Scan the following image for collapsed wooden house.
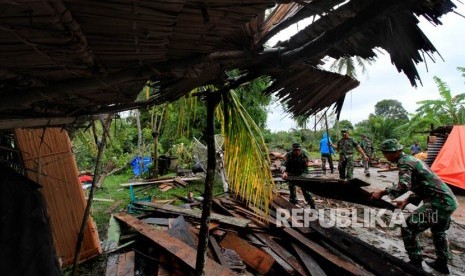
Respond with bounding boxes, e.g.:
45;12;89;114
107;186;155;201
105;192;428;275
0;0;461;275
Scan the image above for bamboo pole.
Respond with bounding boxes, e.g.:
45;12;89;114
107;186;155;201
71;115;112;275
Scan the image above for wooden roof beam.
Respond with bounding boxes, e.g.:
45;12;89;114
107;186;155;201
257;0;346;45
48;1;98;69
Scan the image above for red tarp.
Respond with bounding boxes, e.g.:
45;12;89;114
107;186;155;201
431;125;465;190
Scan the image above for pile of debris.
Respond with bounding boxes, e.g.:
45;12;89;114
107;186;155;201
104;192;432;275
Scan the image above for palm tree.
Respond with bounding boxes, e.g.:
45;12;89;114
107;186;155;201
329;55;375;79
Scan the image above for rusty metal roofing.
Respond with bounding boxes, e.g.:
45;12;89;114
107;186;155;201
0;0;459;129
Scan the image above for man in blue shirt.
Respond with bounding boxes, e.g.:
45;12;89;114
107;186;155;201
410;141;421;155
319;132;334;174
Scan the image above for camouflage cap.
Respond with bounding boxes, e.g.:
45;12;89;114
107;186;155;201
292;142;301;149
341;129;348;133
380;139;404;152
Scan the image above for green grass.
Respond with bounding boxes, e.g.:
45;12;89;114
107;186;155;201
90;172;223;239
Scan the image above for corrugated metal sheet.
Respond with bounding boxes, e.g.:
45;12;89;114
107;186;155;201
14;128;101;267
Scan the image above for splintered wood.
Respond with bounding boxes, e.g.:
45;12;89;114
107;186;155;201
104;190;426;275
113;212;235;276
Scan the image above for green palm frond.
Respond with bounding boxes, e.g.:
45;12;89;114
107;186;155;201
329;56;374;79
75;129;98;156
221;90;275;216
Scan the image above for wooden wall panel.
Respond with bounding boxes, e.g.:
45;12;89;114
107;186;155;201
14;128;101;267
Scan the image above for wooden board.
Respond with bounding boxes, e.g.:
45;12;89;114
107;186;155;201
134;201;251;228
254;234;307;276
114;212;235;276
15;128;101;266
117;251;135;276
247;234;296;275
292;243;326;276
220;233;274;274
120;177;202;187
283;177;396;210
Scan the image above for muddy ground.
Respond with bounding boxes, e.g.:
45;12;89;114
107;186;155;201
288;166;465;275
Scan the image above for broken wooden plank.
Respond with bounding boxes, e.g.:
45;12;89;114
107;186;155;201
282;228;371;276
159;184;173;192
173;177;188;187
195;222;220;231
113;212;235;276
151;199;176;204
134;201;251;228
220;233;275;274
106;241;136;254
209;236;229;267
285;177;395;210
292;243;326;276
221;248;246;271
141;217;169;226
299;212;428;276
86;197;115;202
167;216;196;249
120;177;202;187
254;234;307;276
270;199;312;234
273;195;425;276
117;251;135;276
247;234;296;275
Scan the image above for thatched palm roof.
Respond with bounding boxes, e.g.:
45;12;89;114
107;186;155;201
0;0;458;129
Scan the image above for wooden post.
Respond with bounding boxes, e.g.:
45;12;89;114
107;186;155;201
72;115;111;275
195;92;220;275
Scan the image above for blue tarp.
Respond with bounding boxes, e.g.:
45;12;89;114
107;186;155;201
130;156;152;176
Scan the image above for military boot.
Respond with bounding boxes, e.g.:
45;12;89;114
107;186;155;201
426;259;450;274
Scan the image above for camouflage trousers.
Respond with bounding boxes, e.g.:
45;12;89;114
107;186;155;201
362;153;373;173
401;203;452;263
338;154;354;179
289;182;316;209
321;153;334;174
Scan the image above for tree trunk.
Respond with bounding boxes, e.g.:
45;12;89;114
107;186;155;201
195;93;220;275
135;109;143;177
153;132;159;178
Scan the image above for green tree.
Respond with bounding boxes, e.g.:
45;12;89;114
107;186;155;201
374;99;409;121
365;114;401;142
405;67;465;133
334;119;354;132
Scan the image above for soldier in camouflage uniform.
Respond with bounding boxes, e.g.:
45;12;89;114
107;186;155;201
282;142;316;208
335;129;368;180
359;134;374;176
372;139;458;274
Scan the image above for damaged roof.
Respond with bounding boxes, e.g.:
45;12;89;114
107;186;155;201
0;0;458;129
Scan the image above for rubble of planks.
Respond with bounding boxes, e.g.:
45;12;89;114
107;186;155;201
120;176;202;187
104;190;427;276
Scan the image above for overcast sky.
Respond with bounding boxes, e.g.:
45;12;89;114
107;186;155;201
266;3;465;132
